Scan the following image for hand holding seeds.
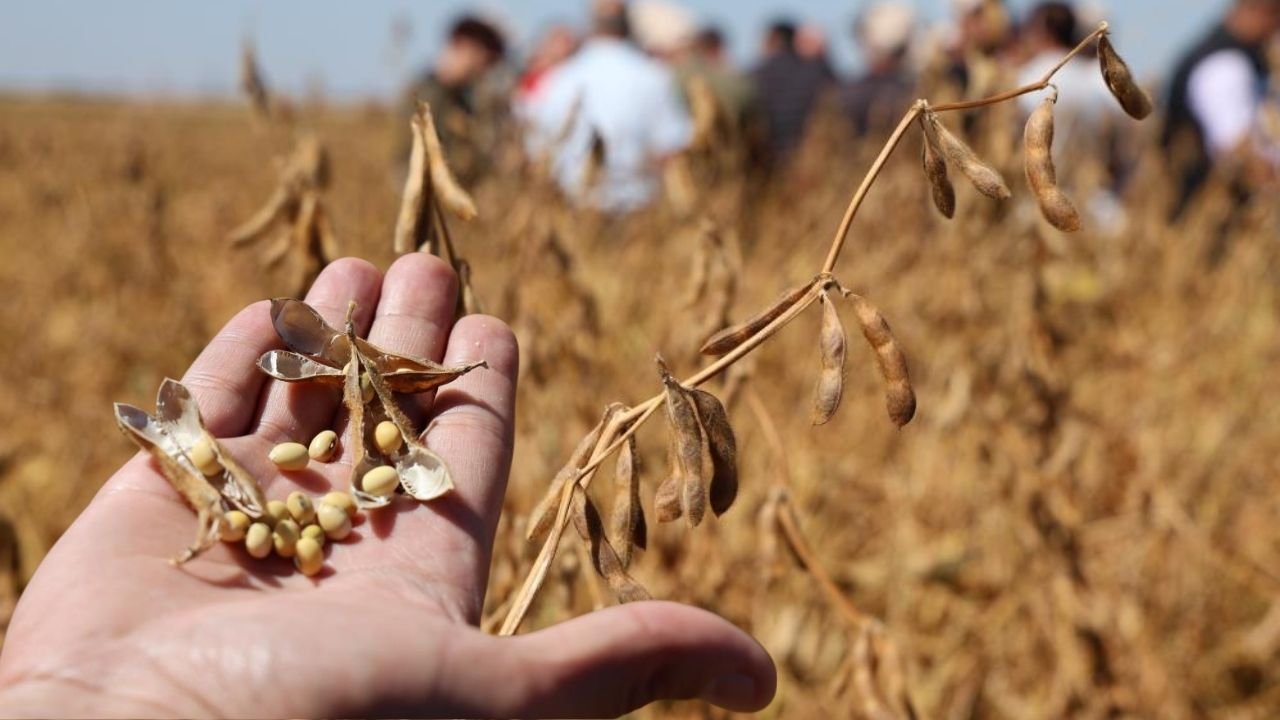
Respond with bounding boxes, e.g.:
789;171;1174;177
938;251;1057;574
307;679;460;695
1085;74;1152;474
0;254;776;718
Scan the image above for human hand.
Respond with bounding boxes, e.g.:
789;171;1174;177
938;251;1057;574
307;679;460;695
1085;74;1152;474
0;255;775;718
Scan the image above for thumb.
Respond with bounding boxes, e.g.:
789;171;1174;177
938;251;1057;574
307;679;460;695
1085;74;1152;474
441;601;776;718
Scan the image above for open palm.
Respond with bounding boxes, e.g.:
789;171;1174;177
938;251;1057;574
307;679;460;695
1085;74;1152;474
0;255;774;719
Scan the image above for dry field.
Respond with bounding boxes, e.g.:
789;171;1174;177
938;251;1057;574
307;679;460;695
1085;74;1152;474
1;85;1279;718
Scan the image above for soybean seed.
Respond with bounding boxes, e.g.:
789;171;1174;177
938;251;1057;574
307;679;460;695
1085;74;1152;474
321;491;358;519
301;523;326;548
360;373;374;403
268;442;310;471
308;430;338;462
374;421;403;455
317;502;353;541
294;537;324;576
286;491;316;525
362;465;400;498
265;499;290;528
273;519;301;557
221;510;251;542
245;522;273;559
188;438;222;477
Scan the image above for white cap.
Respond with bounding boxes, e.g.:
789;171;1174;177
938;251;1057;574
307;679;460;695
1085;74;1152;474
859;4;915;55
629;0;697;54
952;0;984;15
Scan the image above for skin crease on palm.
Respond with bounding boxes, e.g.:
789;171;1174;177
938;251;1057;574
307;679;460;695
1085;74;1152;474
0;255;776;719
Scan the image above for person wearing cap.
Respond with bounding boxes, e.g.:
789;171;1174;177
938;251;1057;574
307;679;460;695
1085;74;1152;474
397;15;508;182
840;3;917;138
522;0;693;212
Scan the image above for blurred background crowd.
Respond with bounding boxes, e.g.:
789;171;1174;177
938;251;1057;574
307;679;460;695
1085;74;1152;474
400;0;1280;220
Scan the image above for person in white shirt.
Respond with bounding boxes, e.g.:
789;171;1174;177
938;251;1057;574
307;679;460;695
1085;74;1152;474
1163;0;1280;213
522;0;693;213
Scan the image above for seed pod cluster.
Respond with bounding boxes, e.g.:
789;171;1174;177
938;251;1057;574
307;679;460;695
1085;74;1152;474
811;291;848;425
847;293;916;427
256;298;485;510
919;116;956;219
1024;89;1081;232
1097;35;1152;120
926;111;1011;201
656;357;738;528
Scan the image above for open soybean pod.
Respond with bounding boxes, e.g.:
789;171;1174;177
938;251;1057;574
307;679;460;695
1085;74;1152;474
1024;88;1082;232
811;291;848;426
919;115;956;219
1097;35;1152;120
700;279;815;356
926;111;1011;201
847;294;916;427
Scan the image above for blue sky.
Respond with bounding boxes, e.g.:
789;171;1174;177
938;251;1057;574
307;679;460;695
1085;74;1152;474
0;1;1223;100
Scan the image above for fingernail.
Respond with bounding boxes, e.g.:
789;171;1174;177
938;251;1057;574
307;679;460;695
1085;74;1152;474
701;672;758;709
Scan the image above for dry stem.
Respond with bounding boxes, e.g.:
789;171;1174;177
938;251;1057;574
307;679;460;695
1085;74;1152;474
498;23;1114;636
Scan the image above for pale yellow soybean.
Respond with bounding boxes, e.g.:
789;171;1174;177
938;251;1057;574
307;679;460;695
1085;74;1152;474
265;499;290;528
308;430;339;462
221;510;251;542
294;537;324;576
317;502;353;541
286;491;316;525
321;491;358;519
301;523;326;548
268;442;310;471
374;421;403;455
188;438;222;477
362;465;400;498
360;373;374;404
245;522;273;559
273;519;301;557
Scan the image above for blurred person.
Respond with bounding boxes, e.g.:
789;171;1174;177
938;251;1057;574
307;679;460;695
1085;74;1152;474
947;0;1014;97
0;255;778;718
640;13;757;141
840;3;917;138
1014;5;1115;144
397;15;507;181
796;24;837;79
523;0;693;212
515;23;580;108
1163;0;1280;213
752;19;834;165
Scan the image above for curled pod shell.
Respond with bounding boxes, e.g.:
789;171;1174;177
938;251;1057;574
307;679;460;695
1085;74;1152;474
1098;35;1152;120
1024;91;1081;232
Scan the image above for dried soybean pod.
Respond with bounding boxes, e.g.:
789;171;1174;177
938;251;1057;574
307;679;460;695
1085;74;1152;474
526;407;615;543
654;474;683;523
570;489;651;603
657;357;710;528
848;293;916;427
392;110;428;254
811;291;848;426
610;430;646;568
1024;89;1081;232
701;280;814;356
919;116;956;219
927;112;1011;200
689;388;738;516
420;103;479;221
1098;35;1152;120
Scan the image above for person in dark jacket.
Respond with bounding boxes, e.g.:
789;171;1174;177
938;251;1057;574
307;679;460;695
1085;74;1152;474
751;19;833;167
840;3;916;138
1163;0;1280;214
